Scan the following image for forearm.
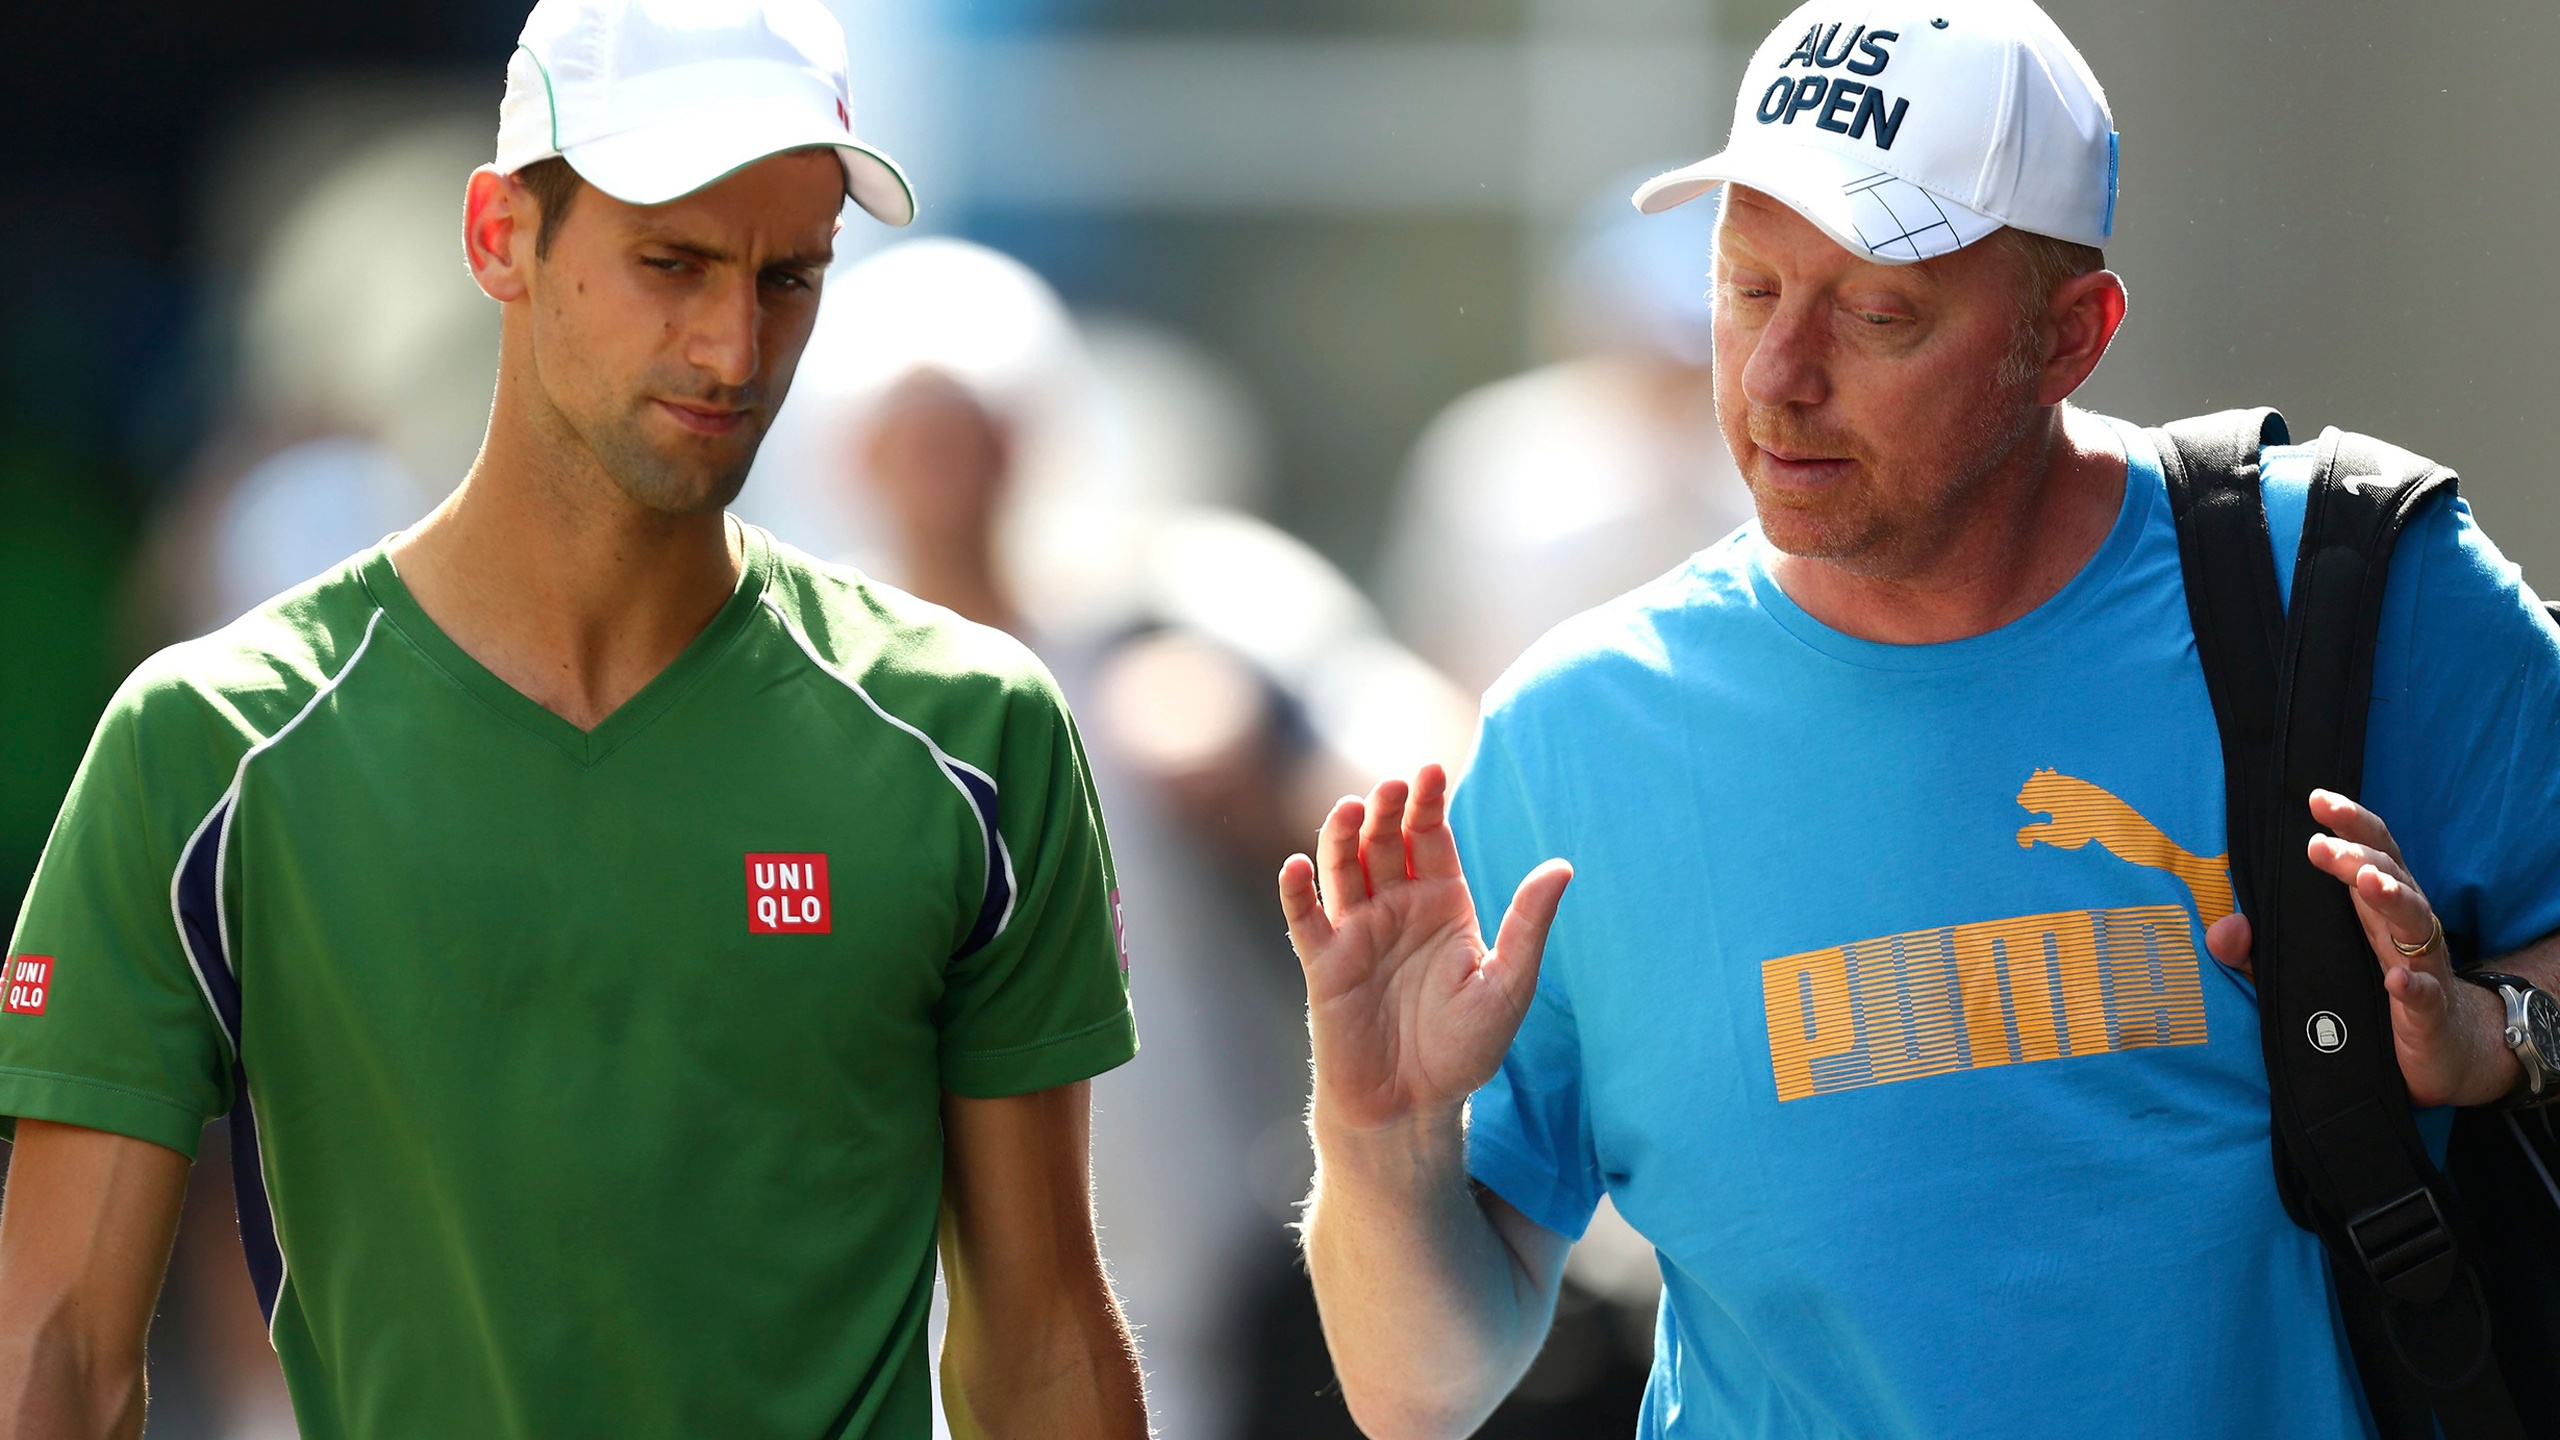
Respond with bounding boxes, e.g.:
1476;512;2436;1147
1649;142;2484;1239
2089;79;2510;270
1303;1103;1557;1440
936;1085;1145;1440
2486;930;2560;992
0;1313;145;1440
940;1276;1143;1440
0;1121;187;1440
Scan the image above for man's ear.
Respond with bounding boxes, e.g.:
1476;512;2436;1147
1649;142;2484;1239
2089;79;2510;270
2035;267;2129;407
464;165;534;304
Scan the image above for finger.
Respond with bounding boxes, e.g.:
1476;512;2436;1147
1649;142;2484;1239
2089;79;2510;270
1484;860;1575;1002
1361;776;1413;892
1316;796;1367;923
2309;789;2407;867
2383;962;2456;1051
2307;834;2415;896
1278;853;1337;963
1406;763;1462;881
2204;912;2254;974
2355;865;2444;966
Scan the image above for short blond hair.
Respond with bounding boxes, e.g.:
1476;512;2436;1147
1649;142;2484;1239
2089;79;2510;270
1991;228;2107;383
1998;228;2106;312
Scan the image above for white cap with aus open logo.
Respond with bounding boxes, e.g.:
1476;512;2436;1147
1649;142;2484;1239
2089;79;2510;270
1635;0;2115;264
494;0;916;227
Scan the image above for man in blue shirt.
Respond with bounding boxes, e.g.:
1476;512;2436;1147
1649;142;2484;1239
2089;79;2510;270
1280;2;2560;1437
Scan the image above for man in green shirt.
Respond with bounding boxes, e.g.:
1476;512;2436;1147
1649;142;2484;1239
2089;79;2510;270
0;2;1147;1436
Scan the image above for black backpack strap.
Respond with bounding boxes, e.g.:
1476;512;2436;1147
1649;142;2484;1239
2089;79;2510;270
2160;414;2526;1439
2157;408;2291;1039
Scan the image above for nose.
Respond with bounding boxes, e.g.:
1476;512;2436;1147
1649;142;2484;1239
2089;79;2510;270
1740;293;1831;412
685;270;763;391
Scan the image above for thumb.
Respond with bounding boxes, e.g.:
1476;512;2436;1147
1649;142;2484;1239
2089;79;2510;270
2385;962;2454;1042
1486;860;1574;998
2204;912;2253;971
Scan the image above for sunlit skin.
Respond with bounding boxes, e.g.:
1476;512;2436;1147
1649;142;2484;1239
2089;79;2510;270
1713;184;2127;644
491;150;840;515
390;149;841;732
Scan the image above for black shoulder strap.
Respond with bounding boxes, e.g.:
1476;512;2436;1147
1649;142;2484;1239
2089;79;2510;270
2160;412;2526;1440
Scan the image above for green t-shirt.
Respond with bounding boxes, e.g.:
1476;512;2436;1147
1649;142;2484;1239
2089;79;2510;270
0;527;1137;1439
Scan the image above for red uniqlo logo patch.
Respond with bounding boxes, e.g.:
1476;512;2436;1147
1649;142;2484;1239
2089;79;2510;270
6;956;52;1016
747;854;830;934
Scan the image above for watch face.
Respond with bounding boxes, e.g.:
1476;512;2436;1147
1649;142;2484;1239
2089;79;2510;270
2519;994;2560;1050
2526;989;2560;1072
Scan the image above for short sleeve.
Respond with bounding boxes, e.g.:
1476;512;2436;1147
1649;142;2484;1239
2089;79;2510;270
2;683;232;1157
935;673;1137;1098
2363;493;2560;957
1455;723;1602;1242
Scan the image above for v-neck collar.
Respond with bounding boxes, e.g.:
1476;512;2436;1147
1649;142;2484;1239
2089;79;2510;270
358;525;774;768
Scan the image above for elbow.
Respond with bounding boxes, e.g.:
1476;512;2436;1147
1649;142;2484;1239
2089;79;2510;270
1334;1351;1522;1440
1338;1386;1505;1440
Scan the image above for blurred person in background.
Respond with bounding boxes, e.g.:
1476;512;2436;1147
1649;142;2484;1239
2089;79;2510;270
0;2;1151;1437
745;236;1482;1440
144;116;500;642
1376;176;1753;699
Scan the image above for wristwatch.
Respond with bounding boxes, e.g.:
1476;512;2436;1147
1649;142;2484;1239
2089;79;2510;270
2456;970;2560;1107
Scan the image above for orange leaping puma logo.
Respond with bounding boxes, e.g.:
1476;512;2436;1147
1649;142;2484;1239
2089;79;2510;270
2015;768;2235;926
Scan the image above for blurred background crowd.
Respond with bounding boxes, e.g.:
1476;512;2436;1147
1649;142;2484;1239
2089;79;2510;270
7;0;2560;1434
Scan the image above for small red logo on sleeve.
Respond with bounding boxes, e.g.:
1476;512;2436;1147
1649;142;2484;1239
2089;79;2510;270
6;956;52;1016
747;854;831;934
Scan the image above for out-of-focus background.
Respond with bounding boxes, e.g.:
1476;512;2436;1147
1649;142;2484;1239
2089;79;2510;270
4;0;2557;1434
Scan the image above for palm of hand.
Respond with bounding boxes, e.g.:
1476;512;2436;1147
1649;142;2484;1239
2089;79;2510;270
1281;765;1573;1137
1306;874;1519;1131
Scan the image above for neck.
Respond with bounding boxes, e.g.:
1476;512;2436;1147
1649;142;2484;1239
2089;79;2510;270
1769;405;2127;645
387;351;744;732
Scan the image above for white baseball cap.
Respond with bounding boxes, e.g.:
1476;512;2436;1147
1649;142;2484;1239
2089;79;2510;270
495;0;915;226
1635;0;2115;264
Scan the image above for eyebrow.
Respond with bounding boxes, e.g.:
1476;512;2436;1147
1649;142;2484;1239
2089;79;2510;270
635;231;733;263
632;232;834;272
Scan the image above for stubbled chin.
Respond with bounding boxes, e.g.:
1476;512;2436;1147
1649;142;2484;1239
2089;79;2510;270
1748;489;1876;562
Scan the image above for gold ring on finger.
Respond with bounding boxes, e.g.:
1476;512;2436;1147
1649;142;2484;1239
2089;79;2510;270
2391;914;2443;958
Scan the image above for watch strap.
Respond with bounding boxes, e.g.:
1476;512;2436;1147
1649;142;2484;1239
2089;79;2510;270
2457;971;2556;1107
2455;969;2538;993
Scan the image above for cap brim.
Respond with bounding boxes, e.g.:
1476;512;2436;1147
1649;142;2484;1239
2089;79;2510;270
562;98;916;226
1632;144;1998;266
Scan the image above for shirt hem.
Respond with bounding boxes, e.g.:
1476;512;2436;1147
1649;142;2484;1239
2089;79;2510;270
940;1009;1138;1098
1464;1125;1596;1242
0;1067;210;1158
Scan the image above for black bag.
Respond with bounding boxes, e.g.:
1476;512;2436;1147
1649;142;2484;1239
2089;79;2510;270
2159;408;2560;1439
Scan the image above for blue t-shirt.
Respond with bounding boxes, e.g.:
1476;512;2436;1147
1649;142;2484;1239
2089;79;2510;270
1456;417;2560;1440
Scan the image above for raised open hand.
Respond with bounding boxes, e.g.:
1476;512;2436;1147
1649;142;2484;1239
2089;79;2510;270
1279;765;1573;1135
2203;789;2519;1107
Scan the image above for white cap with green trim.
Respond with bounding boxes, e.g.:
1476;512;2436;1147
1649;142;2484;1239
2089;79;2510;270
495;0;915;226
